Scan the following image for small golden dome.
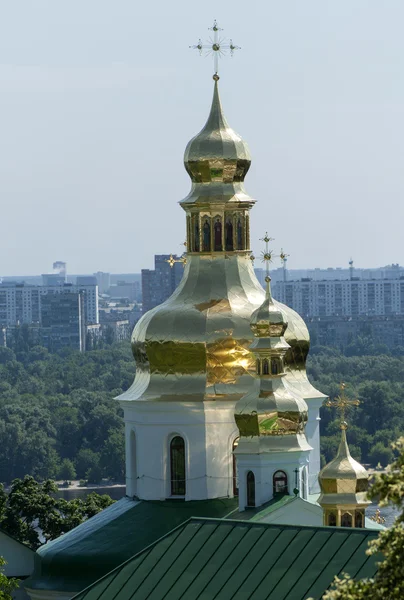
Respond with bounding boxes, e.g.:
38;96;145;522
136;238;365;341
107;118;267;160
250;277;288;338
319;428;369;495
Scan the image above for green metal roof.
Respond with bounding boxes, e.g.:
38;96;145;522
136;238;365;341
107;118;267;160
73;517;380;600
25;497;238;593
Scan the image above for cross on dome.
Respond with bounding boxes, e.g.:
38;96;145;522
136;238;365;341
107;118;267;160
190;20;240;79
325;383;360;430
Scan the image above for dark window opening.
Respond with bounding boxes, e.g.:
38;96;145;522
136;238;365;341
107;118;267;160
273;470;288;495
247;471;255;507
170;436;186;496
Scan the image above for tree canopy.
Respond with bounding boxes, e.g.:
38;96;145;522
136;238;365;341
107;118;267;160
0;476;114;550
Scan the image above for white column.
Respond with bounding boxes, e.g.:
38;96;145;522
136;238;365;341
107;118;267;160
305;398;324;494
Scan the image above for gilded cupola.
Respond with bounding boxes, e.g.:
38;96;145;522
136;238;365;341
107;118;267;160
234;263;311;451
183;80;251;188
117;48;325;409
318;386;371;528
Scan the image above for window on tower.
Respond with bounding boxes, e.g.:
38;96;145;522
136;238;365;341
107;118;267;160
263;359;269;375
341;512;353;527
170;436;186;496
225;216;234;251
202;218;211;252
214;217;222;251
328;512;337;526
246;471;255;507
273;470;288;495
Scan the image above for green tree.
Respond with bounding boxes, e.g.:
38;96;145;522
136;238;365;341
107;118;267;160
0;476;114;550
320;438;404;599
368;442;394;468
58;458;76;481
0;557;18;600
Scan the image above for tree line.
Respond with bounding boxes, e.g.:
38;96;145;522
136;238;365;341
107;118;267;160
0;338;402;484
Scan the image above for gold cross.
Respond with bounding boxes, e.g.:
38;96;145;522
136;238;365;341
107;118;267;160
165;253;187;269
190;20;240;79
325;383;360;429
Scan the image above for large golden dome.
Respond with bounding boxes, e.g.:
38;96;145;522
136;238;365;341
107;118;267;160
118;81;323;404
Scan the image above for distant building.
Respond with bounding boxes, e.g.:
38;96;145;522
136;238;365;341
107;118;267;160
109;280;140;302
0;282;98;327
307;315;404;350
40;292;86;352
94;271;111;294
101;320;131;343
142;255;184;313
274;277;404;318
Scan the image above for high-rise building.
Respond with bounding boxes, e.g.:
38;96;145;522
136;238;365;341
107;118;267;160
94;271;111;294
0;282;98;327
141;255;184;312
274;277;404;318
40;292;86;352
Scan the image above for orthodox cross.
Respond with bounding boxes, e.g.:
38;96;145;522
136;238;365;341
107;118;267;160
166;254;187;269
190;20;240;79
279;248;289;267
260;232;275;284
325;383;360;429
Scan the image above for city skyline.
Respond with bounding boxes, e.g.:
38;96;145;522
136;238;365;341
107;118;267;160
2;2;404;274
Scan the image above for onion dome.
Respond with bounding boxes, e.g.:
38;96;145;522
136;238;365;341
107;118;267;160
318;422;371;527
250;277;288;339
181;81;254;206
319;425;369;497
234;277;311;450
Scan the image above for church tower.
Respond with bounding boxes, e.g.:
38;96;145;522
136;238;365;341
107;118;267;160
234;265;312;510
318;385;371;527
117;22;326;502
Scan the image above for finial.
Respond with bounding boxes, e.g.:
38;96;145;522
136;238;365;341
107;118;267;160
325;383;360;430
190;20;240;78
370;508;386;524
166;252;187;269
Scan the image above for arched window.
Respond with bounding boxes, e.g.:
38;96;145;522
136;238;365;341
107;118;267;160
225;217;234;251
263;359;269;375
202;219;211;252
214;217;222;251
328;512;337;527
355;511;364;528
170;436;186;496
271;360;279;375
237;217;243;250
341;512;353;527
247;471;255;507
193;217;200;252
273;470;288;495
232;437;239;497
256;359;261;375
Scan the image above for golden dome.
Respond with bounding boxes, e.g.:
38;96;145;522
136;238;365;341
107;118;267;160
319;427;369;496
117;80;325;407
250;277;288;339
181;81;253;206
234;274;310;449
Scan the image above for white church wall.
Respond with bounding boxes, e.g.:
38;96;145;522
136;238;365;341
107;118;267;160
305;398;324;494
122;400;238;501
254;497;323;527
236;450;310;511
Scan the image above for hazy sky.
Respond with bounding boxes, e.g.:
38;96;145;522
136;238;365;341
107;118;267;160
1;1;404;275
